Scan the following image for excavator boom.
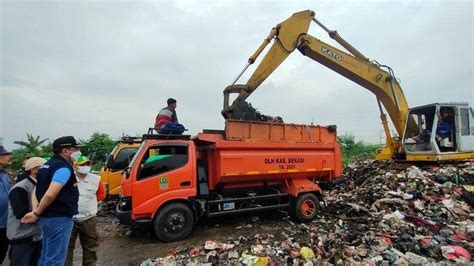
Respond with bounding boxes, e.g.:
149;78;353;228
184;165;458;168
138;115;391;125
223;10;411;159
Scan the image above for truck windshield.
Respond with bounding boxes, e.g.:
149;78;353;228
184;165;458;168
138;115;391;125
113;147;138;170
128;142;147;173
404;106;436;152
137;144;188;180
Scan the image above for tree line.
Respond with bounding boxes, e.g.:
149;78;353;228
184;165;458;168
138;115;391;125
10;132;116;171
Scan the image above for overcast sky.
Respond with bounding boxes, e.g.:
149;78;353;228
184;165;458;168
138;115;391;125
1;0;473;150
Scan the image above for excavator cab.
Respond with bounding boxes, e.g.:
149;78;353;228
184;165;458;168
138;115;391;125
403;103;474;161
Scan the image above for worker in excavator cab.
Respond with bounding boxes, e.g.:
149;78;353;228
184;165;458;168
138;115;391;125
154;98;185;135
436;110;453;148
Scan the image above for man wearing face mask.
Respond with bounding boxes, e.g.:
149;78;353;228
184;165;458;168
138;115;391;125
22;136;82;266
7;157;46;265
65;155;105;266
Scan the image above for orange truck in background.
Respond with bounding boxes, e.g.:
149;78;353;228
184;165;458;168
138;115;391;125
117;120;341;242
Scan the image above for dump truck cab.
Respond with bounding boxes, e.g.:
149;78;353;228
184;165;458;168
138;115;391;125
403;103;474;161
117;134;197;237
101;137;141;199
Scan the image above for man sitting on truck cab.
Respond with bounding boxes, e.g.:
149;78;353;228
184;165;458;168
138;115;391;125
154;98;185;135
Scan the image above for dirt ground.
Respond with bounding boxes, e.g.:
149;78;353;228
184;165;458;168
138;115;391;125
72;208;293;265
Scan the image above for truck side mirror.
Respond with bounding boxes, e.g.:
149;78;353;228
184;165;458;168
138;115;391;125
106;154;115;170
123;166;131;179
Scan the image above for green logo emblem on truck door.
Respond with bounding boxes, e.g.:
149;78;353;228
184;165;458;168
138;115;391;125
159;177;169;190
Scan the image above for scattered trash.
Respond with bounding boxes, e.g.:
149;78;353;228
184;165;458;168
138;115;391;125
405;251;429;264
140;258;154;266
299;247;315;260
241;252;259;265
204;241;217;250
227;250;239;259
124;230;133;237
440;245;471;263
139;160;473;265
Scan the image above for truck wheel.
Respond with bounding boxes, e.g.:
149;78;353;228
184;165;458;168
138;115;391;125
153;202;194;242
290;193;319;223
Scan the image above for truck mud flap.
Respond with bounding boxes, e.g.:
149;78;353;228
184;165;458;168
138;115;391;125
116;197;132;225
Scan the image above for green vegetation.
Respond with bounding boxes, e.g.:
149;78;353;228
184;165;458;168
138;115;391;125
79;132;116;171
10;132;116;172
11;134;52;170
338;134;380;166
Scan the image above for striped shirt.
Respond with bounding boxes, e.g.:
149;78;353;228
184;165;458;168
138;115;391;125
155;106;178;128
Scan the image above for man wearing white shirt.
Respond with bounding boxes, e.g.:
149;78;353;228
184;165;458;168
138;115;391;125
65;156;105;266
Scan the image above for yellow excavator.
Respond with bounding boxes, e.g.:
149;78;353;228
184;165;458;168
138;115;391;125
222;10;473;162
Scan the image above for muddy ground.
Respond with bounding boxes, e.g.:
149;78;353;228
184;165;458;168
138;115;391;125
72;208;295;265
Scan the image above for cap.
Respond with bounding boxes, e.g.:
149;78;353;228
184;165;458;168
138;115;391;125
0;146;11;155
75;155;91;165
52;136;84;150
24;157;47;171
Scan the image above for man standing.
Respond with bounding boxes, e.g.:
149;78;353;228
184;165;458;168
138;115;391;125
154;98;185;134
7;157;46;265
65;155;105;266
0;146;12;264
22;136;82;266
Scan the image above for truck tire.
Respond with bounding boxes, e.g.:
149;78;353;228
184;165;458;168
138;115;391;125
153;202;194;242
290;193;319;223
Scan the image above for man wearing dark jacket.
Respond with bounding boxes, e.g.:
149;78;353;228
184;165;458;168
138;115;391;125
22;136;82;266
7;157;46;265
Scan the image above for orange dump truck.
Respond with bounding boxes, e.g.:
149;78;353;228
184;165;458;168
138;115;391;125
117;120;341;242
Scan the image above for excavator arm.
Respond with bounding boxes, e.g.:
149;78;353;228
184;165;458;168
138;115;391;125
222;10;411;159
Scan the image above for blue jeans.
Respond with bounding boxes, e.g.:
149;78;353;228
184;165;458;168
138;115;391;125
160;122;185;135
38;216;74;266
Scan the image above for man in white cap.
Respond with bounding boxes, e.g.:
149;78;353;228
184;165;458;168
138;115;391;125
7;157;46;265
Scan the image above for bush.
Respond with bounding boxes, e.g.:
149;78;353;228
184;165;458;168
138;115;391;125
338;134;380;166
11;134;52;171
79;132;115;167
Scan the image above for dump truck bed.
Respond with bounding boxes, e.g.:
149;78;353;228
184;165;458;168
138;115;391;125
193;120;341;190
224;119;337;143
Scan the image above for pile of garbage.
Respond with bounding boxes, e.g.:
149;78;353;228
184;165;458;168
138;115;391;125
229;101;284;123
141;160;473;265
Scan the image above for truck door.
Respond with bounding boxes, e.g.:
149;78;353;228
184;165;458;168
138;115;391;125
131;143;196;219
458;107;474;151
